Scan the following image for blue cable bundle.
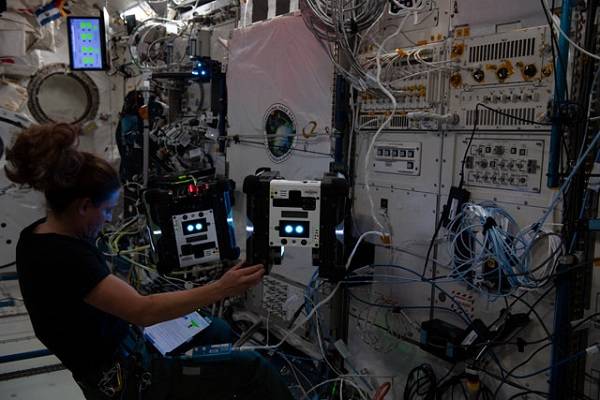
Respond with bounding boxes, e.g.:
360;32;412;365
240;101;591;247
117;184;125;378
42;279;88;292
446;202;560;297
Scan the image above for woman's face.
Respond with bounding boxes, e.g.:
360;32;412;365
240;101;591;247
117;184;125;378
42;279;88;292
81;189;121;240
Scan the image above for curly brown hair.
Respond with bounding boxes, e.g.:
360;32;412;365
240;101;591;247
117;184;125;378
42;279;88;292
5;123;121;213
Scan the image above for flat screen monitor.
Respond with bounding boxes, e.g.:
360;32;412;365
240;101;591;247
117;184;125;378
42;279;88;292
67;16;107;70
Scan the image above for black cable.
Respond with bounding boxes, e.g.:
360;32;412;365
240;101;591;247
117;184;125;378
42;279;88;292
492;342;552;397
421;217;443;279
0;261;16;270
514;288;553;335
475;103;553;126
349;265;474;324
437;364;457;387
479;386;494;400
484;285;554;349
465;286;555;386
423;217;444;321
506;390;548;400
286;302;306;329
502;234;563;284
424;104;480;317
481;368;549;397
347;289;470;324
403;364;436;400
435;372;470;400
0;117;25;129
459;103;480;187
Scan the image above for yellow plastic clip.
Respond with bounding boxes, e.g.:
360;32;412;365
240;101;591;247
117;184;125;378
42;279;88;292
380;235;392;245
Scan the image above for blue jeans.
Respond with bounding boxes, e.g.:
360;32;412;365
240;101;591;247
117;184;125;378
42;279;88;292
76;318;294;400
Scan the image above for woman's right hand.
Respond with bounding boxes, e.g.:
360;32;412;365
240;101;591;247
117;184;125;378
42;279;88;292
215;263;265;297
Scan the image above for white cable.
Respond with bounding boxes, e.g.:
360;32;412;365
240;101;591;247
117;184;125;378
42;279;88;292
266;310;270;345
543;0;600;61
314;307;345;376
362;12;411;233
239;282;341;352
346;231;386;270
241;231;380;352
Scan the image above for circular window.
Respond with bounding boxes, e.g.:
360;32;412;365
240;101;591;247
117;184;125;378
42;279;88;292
27;64;99;124
263;104;296;163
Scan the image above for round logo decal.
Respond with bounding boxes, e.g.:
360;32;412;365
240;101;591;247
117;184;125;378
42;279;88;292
264;104;296;163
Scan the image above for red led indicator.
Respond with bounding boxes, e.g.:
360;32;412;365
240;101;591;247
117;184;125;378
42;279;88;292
187;184;198;194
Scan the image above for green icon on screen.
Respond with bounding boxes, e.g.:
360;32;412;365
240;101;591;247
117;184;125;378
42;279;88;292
187;319;200;329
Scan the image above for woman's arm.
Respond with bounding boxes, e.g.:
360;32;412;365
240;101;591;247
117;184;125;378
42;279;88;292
84;264;264;326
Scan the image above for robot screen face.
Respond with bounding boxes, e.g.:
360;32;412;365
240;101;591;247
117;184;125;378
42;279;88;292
182;218;208;235
279;220;309;238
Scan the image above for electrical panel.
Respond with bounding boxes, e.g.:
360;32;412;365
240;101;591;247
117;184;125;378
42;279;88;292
448;26;554;130
443;133;555;207
358;44;446;131
349;16;564;396
373;141;422;176
462;138;545;193
172;210;220;268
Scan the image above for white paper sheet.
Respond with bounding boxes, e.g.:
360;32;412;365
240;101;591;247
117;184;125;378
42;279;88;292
143;312;211;355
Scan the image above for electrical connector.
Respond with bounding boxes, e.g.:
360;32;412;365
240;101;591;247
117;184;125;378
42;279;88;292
441;186;470;229
406;111;460;125
464;367;481;394
380;234;392;245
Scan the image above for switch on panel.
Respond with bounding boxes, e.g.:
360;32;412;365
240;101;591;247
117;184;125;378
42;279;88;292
373;142;422;176
462;139;544;193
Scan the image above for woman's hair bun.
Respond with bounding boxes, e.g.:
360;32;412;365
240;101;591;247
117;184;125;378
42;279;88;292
4;123;84;191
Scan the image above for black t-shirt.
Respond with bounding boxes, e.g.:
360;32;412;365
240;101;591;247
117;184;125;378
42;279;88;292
16;219;129;377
